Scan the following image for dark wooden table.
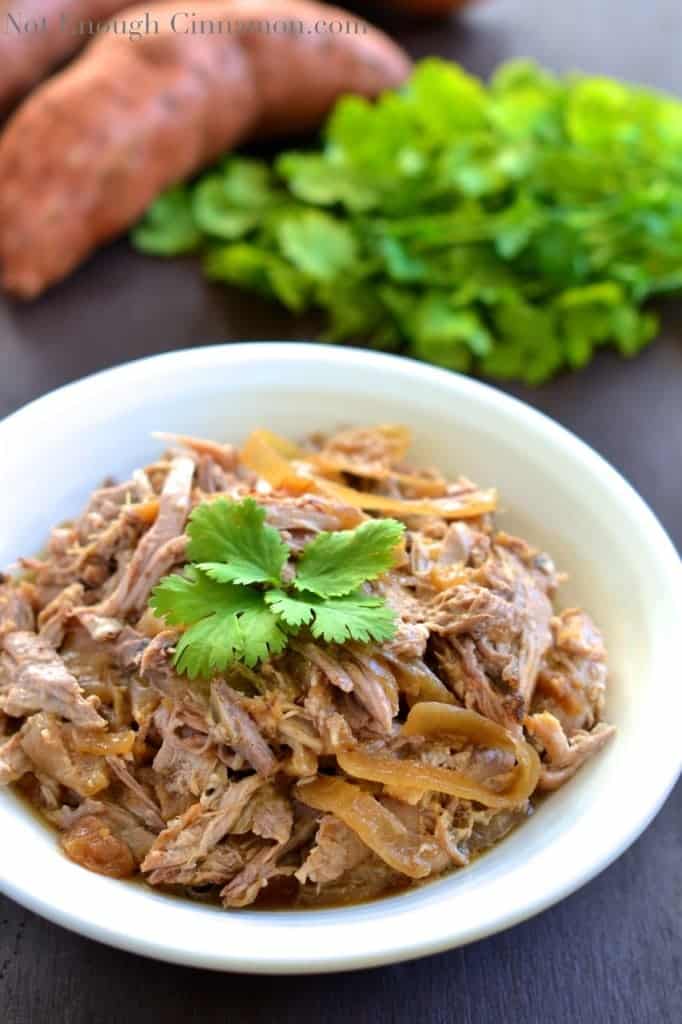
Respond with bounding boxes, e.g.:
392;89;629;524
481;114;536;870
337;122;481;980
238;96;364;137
1;1;681;1020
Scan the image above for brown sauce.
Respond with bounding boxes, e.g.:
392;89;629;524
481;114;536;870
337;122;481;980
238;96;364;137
9;780;535;912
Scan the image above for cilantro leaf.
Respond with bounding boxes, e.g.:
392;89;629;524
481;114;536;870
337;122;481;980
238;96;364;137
193;159;278;241
310;592;397;644
131;186;201;256
275;210;358;282
265;589;315;629
292;519;405;598
149;565;244;625
266;588;396;645
174;614;244;680
238;606;289;666
203;243;311;313
188;498;288;587
149;499;403;678
133;58;682;383
150;567;286;679
276;151;378;212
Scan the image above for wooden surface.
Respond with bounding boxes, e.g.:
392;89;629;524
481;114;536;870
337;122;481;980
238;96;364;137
1;1;681;1020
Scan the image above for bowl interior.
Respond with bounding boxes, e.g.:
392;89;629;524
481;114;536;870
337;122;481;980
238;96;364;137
0;344;680;972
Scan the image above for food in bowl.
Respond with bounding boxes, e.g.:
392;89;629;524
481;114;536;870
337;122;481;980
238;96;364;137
0;424;615;909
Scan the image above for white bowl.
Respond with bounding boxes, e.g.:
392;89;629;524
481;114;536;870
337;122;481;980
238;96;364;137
1;343;680;973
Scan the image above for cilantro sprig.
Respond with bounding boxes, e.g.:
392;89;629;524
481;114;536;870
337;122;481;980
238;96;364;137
131;59;682;384
150;498;404;679
187;496;289;586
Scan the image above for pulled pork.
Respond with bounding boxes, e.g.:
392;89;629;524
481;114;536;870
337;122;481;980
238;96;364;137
0;425;614;908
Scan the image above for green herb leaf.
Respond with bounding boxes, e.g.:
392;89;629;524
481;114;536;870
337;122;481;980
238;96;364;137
265;589;315;630
203;243;311;312
266;588;396;645
236;606;289;667
150;567;287;678
187;497;288;587
150;499;402;678
192;158;278;241
173;614;243;680
276;152;378;211
133;57;682;383
309;592;397;645
410;295;493;371
293;518;405;598
131;186;201;256
149;565;243;626
275;210;358;282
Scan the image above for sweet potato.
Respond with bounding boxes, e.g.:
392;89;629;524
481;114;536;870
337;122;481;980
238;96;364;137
0;0;410;298
0;1;132;112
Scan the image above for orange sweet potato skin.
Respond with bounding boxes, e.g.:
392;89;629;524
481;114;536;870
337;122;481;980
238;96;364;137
0;1;132;111
0;1;411;298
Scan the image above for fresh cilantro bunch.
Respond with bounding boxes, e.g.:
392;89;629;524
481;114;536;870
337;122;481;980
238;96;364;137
150;498;404;679
132;59;682;384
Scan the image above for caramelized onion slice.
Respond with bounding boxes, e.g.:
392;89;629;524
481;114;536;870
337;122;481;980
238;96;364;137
312;454;447;494
313;476;497;520
406;703;539;803
61;815;135;878
295;776;433;879
380;653;457;706
390;472;448;497
309;422;450;494
66;727;136;757
128;499;159;524
339;749;515;809
249;428;302;460
337;702;540;809
240;428;496;516
426;567;470;592
404;702;515;751
241;430;311;494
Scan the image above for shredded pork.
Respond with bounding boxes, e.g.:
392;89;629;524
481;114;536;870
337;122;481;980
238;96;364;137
0;425;615;908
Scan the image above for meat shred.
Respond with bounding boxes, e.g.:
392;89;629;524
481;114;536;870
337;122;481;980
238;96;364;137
0;426;614;909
